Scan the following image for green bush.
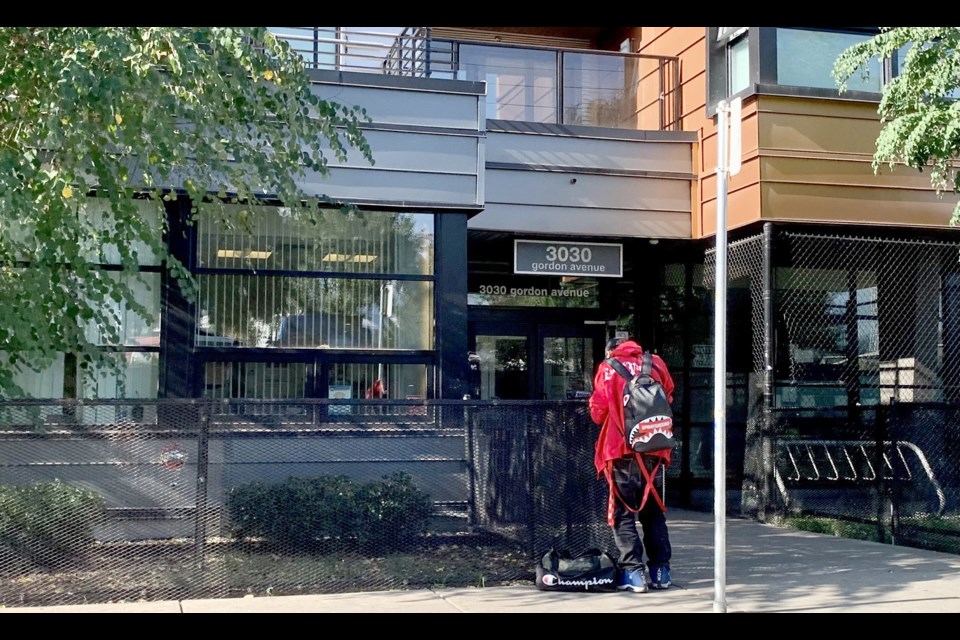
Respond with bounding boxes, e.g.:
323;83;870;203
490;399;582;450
0;479;106;564
355;472;434;553
225;474;357;546
225;472;433;553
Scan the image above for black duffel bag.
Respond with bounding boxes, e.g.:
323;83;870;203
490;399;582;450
534;547;620;592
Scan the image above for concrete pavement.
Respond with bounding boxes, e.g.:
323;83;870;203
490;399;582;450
4;509;960;613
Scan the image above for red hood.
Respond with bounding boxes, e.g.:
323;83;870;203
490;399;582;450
610;340;643;359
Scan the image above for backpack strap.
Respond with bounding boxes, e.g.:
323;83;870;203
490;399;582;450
640;352;653;377
607;355;654;381
605;357;633;382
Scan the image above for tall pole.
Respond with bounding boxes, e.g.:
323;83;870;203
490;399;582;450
713;96;740;613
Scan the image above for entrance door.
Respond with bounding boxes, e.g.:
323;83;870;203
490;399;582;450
469;321;605;400
540;324;604;400
471;322;533;400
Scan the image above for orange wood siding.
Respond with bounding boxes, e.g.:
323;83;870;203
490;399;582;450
756;95;956;228
637;28;714;237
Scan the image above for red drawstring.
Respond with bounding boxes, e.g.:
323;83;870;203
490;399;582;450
605;453;666;527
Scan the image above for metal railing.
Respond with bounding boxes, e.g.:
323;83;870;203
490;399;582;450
269;27;681;131
269;27;429;75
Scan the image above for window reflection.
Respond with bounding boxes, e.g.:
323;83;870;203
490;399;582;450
563;53;640;128
457;44;558;123
197;205;434;275
196;276;433;349
777;29;881;92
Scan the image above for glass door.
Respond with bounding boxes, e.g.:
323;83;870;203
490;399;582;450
469;320;605;400
475;333;532;400
540;324;605;400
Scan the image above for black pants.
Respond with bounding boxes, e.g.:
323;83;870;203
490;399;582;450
608;455;671;574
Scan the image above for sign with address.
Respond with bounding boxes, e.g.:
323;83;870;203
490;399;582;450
514;240;622;278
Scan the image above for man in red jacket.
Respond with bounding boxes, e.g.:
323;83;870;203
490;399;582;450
589;337;675;593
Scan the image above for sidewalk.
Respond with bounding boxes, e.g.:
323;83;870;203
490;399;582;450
4;509;960;613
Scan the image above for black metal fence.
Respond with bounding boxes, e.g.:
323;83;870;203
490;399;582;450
1;392;959;607
705;225;960;552
0;398;626;607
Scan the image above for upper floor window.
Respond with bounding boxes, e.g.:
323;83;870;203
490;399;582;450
776;28;882;92
708;27;885;115
726;30;750;95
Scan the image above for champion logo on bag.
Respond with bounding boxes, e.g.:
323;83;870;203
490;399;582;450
542;573;615;588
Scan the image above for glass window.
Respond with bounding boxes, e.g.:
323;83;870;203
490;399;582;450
7;198;163;266
458;44;558;123
330;362;428;402
83;352;159;400
196;275;434;350
196;204;435;351
197;205;434;275
7;355;65;399
84;272;162;347
775;268;878;407
777;29;881;92
563;52;640;128
83;199;163;266
729;35;750;94
269;27;337;69
896;43;960;100
204;361;309;400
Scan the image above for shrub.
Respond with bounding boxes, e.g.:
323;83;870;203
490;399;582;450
0;479;106;564
225;472;433;552
225;475;357;547
355;472;434;554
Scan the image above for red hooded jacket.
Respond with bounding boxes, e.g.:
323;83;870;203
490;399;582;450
588;339;676;476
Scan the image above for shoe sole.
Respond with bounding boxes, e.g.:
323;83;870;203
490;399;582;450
650;583;670;590
618;585;648;593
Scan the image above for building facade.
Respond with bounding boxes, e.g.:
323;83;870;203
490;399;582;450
12;27;960;520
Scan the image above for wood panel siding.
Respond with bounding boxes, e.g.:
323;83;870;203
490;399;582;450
636;28;710;235
755;95;956;228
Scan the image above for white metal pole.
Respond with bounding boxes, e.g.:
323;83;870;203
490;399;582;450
713;99;730;614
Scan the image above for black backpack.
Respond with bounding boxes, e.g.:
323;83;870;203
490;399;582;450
605;354;676;454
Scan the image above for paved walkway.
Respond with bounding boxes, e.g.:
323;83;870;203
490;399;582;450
4;509;960;613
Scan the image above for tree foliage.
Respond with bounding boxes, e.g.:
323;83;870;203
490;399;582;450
833;27;960;224
0;27;373;397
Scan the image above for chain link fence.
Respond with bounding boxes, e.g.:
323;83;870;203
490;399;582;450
705;227;960;552
0;398;634;607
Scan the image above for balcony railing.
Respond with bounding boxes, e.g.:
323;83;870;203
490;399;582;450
270;27;680;131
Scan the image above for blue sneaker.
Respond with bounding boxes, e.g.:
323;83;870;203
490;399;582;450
617;568;648;593
649;565;671;589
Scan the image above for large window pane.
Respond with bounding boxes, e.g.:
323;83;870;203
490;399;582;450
204;361;309;400
563;53;639;128
84;272;162;347
458;44;558;123
6;355;65;399
197;205;434;275
775;268;878;407
330;362;429;403
777;29;881;91
83;199;163;266
197;275;433;349
81;352;159;400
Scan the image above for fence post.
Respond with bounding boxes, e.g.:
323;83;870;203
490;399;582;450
464;401;478;528
194;399;210;567
875;404;888;544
